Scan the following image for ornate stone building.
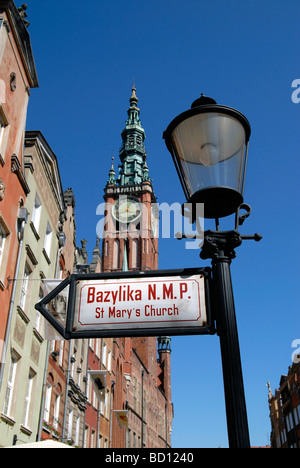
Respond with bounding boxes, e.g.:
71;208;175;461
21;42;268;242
268;360;300;448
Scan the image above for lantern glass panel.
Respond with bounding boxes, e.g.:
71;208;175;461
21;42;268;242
170;112;247;198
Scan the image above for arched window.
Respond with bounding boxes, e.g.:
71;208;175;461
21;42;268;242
113;239;120;269
131;239;139;269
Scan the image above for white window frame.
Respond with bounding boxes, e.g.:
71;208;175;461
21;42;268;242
53;393;60;430
67;409;73;441
75;416;80;446
101;342;107;367
44;222;52;258
23;369;35;428
58;341;64;367
0;217;10;288
91;430;96;448
3;354;18;417
35;311;41;333
95;338;100;357
105;389;109;418
0;101;9;160
84;426;88;448
43;383;52;423
19;265;30;311
0;118;5;150
0;106;9;156
35;286;44;333
31;194;42;234
107;349;112;372
87;372;91;403
0;222;7;266
100;392;104;415
50;340;55;354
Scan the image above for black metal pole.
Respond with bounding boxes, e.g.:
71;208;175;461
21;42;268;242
201;230;251;449
141;370;144;448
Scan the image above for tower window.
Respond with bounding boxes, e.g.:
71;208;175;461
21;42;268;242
131;239;139;269
128;135;134;146
113;240;120;269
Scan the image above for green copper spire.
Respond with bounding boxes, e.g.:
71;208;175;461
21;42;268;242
107;157;117;186
158;336;172;352
117;84;149;186
142;155;151;182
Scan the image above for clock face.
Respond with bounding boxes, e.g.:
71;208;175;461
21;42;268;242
112;197;142;224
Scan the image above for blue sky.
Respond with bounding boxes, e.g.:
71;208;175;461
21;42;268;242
25;0;300;448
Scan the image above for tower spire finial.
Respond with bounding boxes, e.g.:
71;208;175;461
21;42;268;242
106;156;116;186
130;81;138;107
117;84;149;186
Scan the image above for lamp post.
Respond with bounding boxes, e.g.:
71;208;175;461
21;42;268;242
163;94;261;449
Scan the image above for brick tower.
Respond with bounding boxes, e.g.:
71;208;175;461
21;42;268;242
102;84;158;273
102;86;172;448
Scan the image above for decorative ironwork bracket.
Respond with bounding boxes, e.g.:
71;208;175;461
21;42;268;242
200;230;243;261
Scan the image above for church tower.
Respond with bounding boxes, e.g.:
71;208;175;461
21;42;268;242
102;85;158;273
101;86;172;448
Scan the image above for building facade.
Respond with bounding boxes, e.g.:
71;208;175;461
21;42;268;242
37;186;76;445
0;0;38;367
0;130;66;446
85;337;113;448
268;360;300;448
102;86;173;448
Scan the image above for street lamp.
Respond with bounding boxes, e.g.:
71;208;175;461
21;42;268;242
163;94;251;220
163;94;261;449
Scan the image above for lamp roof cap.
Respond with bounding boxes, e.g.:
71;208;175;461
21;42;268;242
191;94;217;108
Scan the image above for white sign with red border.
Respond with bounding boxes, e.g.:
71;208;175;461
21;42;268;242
74;274;207;332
